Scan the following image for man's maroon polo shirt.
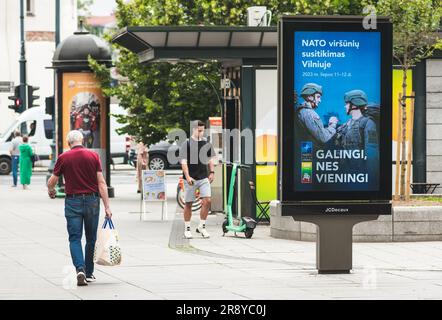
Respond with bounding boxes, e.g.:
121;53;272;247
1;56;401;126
53;145;102;195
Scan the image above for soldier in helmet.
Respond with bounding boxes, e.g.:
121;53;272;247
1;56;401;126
296;83;339;147
336;90;379;186
335;90;378;152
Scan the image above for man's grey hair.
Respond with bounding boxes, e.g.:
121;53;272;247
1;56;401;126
66;130;84;145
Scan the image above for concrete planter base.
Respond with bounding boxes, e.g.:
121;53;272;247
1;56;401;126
270;206;442;242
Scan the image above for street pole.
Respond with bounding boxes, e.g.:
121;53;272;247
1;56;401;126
47;0;60;182
19;0;27;110
55;0;60;46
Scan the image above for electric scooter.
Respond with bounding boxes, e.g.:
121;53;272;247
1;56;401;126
222;162;257;238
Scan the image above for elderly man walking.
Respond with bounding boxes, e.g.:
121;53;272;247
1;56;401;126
47;130;113;286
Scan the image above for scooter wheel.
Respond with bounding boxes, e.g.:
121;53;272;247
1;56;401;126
244;229;254;239
222;220;228;234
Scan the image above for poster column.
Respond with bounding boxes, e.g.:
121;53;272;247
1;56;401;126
60;71;113;196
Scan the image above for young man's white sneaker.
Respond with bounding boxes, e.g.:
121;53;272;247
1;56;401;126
184;227;193;239
196;225;210;238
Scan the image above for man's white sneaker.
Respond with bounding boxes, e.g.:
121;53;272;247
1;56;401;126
76;271;88;286
196;225;210;238
184;227;193;239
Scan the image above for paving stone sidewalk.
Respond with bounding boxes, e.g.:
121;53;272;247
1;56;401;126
1;174;441;300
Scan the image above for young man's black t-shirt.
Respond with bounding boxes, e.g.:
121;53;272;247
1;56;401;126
179;137;216;180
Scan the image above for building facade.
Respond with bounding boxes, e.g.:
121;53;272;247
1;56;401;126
426;57;442;193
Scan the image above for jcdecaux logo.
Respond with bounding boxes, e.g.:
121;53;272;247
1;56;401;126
325;207;349;213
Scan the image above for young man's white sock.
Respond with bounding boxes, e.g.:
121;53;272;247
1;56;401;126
185;221;191;230
199;220;206;228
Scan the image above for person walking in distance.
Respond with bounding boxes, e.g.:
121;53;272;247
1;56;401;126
180;120;216;239
18;136;33;189
47;130;113;286
9;131;22;187
136;142;149;194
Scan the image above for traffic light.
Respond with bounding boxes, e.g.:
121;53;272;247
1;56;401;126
8;85;24;113
45;96;55;115
28;85;40;108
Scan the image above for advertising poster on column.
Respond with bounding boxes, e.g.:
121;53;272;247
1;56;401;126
293;31;381;192
62;72;106;151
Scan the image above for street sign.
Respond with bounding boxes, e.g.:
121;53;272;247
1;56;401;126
0;81;14;92
140;170;167;221
142;170;167;202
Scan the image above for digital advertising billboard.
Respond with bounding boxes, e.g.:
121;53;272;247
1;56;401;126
293;31;380;192
278;16;392;213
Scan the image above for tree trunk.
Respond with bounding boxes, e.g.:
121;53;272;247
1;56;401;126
399;67;408;200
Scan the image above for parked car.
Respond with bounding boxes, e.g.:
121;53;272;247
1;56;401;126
129;140;182;170
149;140;181;170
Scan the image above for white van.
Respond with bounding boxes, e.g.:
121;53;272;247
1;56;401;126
0;105;130;174
0;107;53;175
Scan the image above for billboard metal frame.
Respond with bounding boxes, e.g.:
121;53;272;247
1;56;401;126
278;16;392;215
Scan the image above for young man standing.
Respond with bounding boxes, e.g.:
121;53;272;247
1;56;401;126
47;130;112;286
180;120;216;239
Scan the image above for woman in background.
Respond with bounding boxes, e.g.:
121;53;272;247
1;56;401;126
19;136;34;189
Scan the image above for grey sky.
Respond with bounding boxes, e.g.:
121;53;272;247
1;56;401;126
89;0;117;16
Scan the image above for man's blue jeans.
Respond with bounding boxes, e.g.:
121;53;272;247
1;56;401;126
65;194;100;276
11;155;19;186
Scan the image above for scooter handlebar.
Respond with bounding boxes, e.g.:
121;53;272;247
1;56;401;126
223;161;251;169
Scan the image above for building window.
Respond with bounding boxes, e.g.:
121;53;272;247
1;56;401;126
26;0;35;16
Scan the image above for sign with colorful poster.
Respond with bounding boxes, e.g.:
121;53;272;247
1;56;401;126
62;72;106;151
142;170;166;201
279;16;392;208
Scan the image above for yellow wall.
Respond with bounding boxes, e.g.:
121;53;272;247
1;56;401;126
392;69;413;142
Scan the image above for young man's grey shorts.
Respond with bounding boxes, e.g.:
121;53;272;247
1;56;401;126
184;178;211;203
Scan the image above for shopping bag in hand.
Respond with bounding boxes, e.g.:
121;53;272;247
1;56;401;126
93;218;122;266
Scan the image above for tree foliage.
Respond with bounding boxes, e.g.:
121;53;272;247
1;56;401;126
90;0;366;145
78;0;94;19
375;0;442;68
373;0;442;199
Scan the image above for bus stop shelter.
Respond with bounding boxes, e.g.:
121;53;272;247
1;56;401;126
112;26;278;220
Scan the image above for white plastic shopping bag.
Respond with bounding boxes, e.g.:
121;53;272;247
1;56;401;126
94;218;122;266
